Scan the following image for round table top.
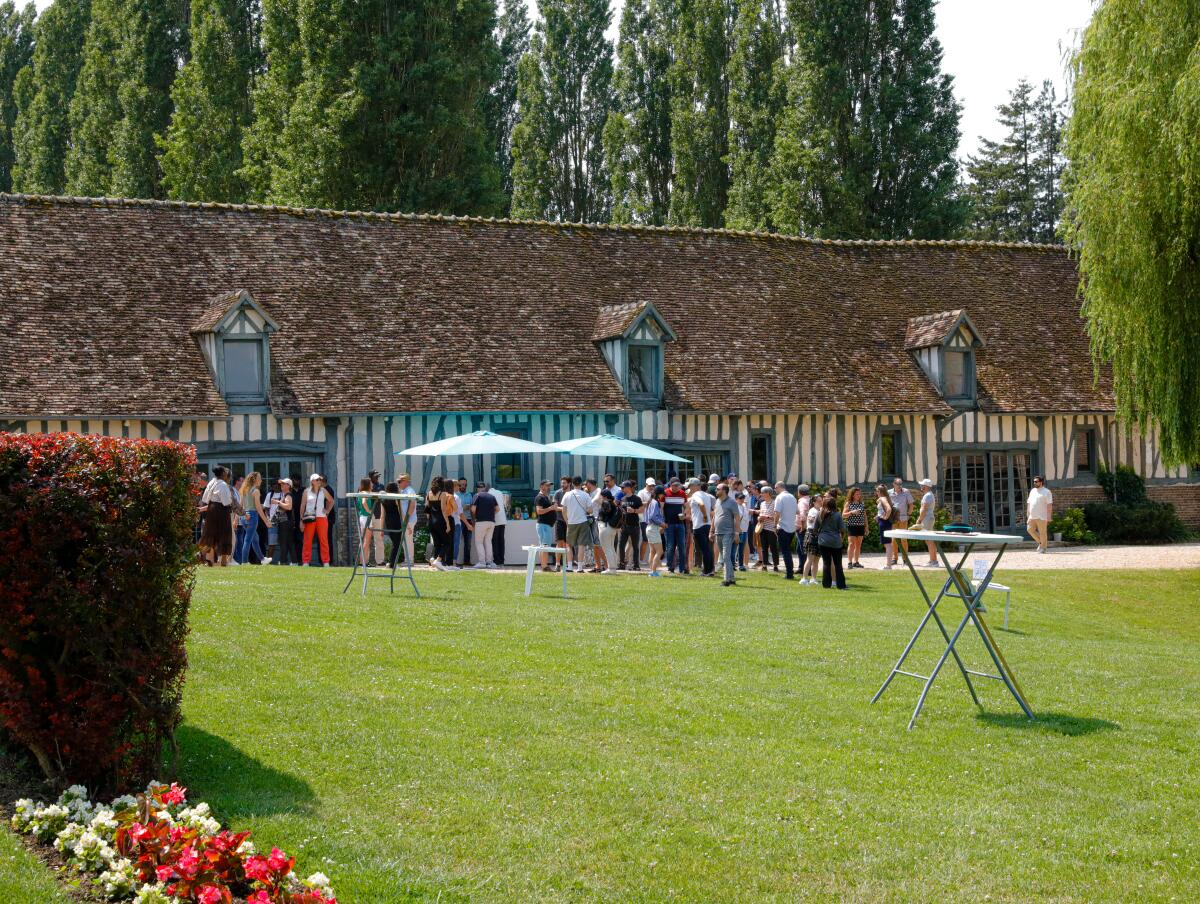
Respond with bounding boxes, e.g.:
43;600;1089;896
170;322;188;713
884;528;1030;545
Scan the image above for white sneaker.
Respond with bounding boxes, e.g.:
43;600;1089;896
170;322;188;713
434;560;450;571
472;563;487;569
602;568;616;574
923;561;939;567
882;564;893;570
322;563;330;568
799;577;809;585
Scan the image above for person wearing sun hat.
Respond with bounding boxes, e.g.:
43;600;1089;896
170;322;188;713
916;478;938;566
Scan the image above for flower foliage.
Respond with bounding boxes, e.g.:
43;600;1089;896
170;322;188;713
0;432;197;792
11;782;336;903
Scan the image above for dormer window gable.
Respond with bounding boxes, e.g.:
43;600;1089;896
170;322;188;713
904;309;984;407
190;289;279;408
592;301;677;410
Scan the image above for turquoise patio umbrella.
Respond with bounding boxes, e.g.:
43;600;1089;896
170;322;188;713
397;430;552;457
544;434;690;462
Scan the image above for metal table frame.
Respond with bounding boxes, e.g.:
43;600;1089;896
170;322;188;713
873;529;1034;729
342;492;422;598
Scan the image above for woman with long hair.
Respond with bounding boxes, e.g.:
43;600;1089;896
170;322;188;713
354;476;378;566
801;493;821;585
426;476;456;570
843;486;867;568
300;473;335;566
199;466;235;566
817;496;847;590
236;472;269;564
874;484;894;571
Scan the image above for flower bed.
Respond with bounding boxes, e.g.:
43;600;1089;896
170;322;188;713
10;782;335;903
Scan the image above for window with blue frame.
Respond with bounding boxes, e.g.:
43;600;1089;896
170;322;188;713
494;425;530;486
221;338;266;402
626;343;661;397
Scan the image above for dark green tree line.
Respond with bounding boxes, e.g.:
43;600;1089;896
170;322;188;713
0;1;35;192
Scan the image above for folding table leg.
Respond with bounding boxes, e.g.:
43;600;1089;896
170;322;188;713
525;549;536;597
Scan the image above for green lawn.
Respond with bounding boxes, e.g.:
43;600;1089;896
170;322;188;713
5;565;1200;902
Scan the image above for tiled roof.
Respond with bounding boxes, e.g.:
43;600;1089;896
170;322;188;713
0;193;1114;418
190;290;245;333
592;302;649;341
905;310;964;348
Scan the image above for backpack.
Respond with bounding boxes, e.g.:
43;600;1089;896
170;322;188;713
604;501;623;529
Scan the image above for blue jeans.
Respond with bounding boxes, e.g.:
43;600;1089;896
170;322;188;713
734;531;747;567
237;511;263;563
692;527;714;575
664;523;688;572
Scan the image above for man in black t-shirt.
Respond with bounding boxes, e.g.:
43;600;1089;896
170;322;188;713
534;479;558;571
552;476;570;567
618;480;643;570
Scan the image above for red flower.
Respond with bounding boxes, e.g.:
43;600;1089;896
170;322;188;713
162;783;188;805
197;886;227;904
155;865;174;883
266;846;293;874
129;823;151;843
246;892;271;904
175;846;201;879
243;855;272;884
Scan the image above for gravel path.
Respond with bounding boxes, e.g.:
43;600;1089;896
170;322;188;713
860;541;1200;571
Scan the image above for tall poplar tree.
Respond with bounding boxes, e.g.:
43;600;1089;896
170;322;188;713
159;0;259;202
0;1;34;193
725;0;786;231
668;0;735;227
603;0;674;225
510;0;613;222
65;0;187;198
240;0;299;201
1064;0;1200;465
259;0;501;213
11;0;90;195
485;0;530;213
964;78;1065;243
771;0;962;239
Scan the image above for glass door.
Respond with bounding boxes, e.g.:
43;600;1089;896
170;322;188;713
942;453;989;530
990;450;1034;534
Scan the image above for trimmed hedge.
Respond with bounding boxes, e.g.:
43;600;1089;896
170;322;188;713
0;433;197;793
1083;501;1188;544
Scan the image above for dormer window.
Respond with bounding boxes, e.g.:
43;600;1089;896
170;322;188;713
592;301;677;410
905;310;984;407
190;289;280;409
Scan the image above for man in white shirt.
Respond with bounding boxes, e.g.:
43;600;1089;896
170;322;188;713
773;481;799;579
562;476;595;572
916;478;938;566
686;477;716;576
490;485;508;566
1026;475;1054;553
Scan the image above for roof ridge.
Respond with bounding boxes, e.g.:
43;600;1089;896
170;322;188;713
0;192;1069;253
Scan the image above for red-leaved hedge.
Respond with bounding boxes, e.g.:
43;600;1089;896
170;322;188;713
0;432;197;792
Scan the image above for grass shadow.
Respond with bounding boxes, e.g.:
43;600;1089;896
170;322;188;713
976;711;1120;736
173;725;317;819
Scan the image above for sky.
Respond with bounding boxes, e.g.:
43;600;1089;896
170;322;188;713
31;0;1096;161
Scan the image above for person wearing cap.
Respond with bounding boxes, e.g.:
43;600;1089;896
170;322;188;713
300;473;335;567
687;477;716;576
562;476;595;573
662;477;689;574
637;478;656;565
270;478;297;566
887;477;914;566
706;473;720;496
534;479;557;571
916;478;938;566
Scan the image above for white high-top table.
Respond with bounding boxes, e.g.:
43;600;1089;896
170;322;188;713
343;492;422;598
874;529;1034;729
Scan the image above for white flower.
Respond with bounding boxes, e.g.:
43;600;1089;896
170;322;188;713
176;803;220;836
72;828;116;871
53;822;85;854
95;858;137;899
132;882;172;904
10;798;35;832
89;808;119;840
304;871;334;895
29;803;69;842
236;838;257;856
109;795;138;814
60;784;89;803
58;786;95;823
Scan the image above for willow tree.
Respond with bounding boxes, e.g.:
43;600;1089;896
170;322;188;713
1063;0;1200;465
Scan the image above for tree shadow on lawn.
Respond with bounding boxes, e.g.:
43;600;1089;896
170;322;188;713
976;711;1120;736
173;725;317;819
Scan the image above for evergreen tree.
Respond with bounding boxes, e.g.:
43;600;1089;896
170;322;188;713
510;0;613;222
11;0;91;195
485;0;530;214
240;0;299;201
725;0;786;231
668;0;735;227
0;1;34;193
603;0;674;225
259;0;501;214
772;0;962;239
159;0;259;202
964;78;1066;242
65;0;187;198
964;79;1037;241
